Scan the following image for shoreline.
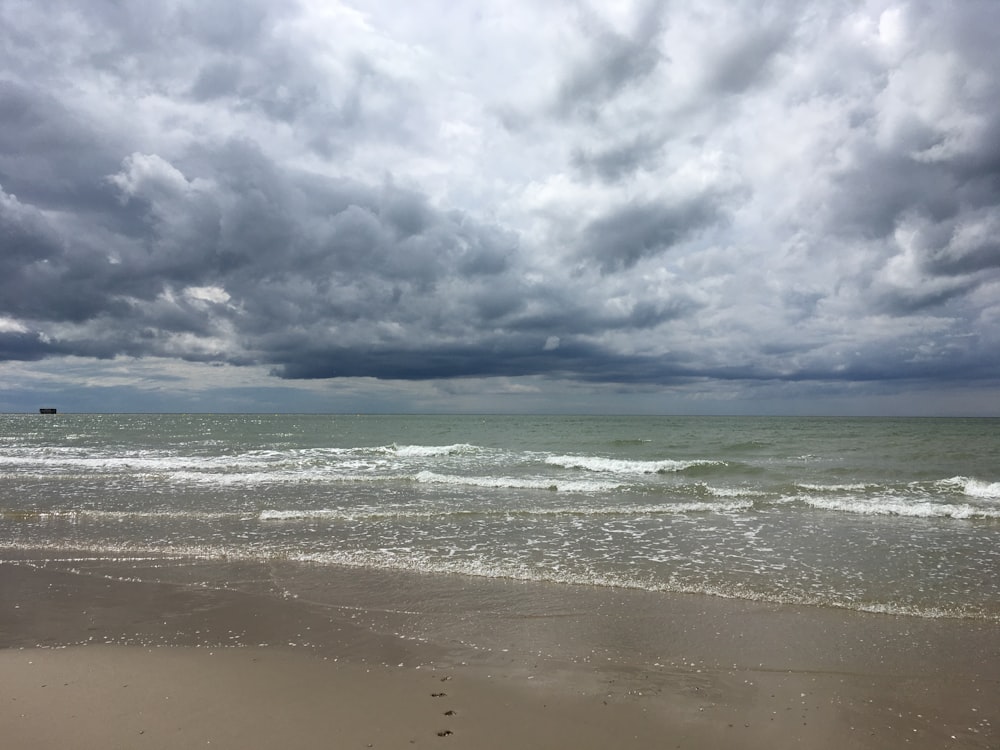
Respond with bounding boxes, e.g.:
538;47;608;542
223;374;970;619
2;551;997;748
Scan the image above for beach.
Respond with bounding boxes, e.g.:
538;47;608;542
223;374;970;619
2;552;997;749
2;414;998;746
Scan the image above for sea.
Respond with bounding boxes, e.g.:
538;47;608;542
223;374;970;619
2;413;999;623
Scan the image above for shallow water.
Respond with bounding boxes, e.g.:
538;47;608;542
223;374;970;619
2;414;999;619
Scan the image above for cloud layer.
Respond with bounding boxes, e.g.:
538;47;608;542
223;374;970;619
2;0;999;412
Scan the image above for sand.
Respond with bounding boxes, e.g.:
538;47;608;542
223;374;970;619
1;555;997;749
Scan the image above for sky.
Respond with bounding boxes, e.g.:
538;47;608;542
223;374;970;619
1;0;999;415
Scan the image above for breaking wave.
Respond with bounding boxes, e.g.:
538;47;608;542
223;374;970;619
545;455;724;474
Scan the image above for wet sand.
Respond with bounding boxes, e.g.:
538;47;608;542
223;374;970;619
1;553;997;749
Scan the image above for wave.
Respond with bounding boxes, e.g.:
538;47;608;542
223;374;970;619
258;500;753;523
0;450;319;476
380;443;481;457
0;508;234;522
413;470;620;493
937;476;1000;500
796;482;880;492
162;469;386;486
0;442;484;472
0;452;197;473
250;548;1000;621
794;477;1000;515
545;455;724;474
259;508;435;522
3;541;995;622
699;484;770;499
163;469;623;491
801;496;1000;519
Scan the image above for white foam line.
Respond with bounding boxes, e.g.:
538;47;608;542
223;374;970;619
803;496;1000;519
545;455;724;474
413;470;620;493
797;482;879;492
2;542;995;622
938;476;1000;500
258;500;753;522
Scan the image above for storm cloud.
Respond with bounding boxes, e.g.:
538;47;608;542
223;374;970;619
1;0;999;413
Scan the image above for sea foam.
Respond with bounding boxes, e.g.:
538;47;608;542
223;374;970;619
802;496;1000;519
384;443;480;457
413;470;620;493
545;455;722;474
939;476;1000;499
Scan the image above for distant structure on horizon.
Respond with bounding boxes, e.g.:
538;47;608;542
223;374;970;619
39;408;57;414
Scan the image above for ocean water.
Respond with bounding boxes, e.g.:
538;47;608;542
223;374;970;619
2;413;999;621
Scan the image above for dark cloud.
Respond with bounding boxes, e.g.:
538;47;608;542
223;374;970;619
1;0;1000;413
0;125;533;371
578;197;722;273
0;331;52;361
0;82;124;217
704;24;789;95
826;154;956;241
570;135;663;182
493;288;699;335
873;282;977;316
273;337;698;385
906;215;1000;278
555;2;665;119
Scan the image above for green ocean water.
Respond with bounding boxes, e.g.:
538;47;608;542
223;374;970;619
1;414;999;620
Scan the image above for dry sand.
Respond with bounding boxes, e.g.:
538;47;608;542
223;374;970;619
1;556;997;749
